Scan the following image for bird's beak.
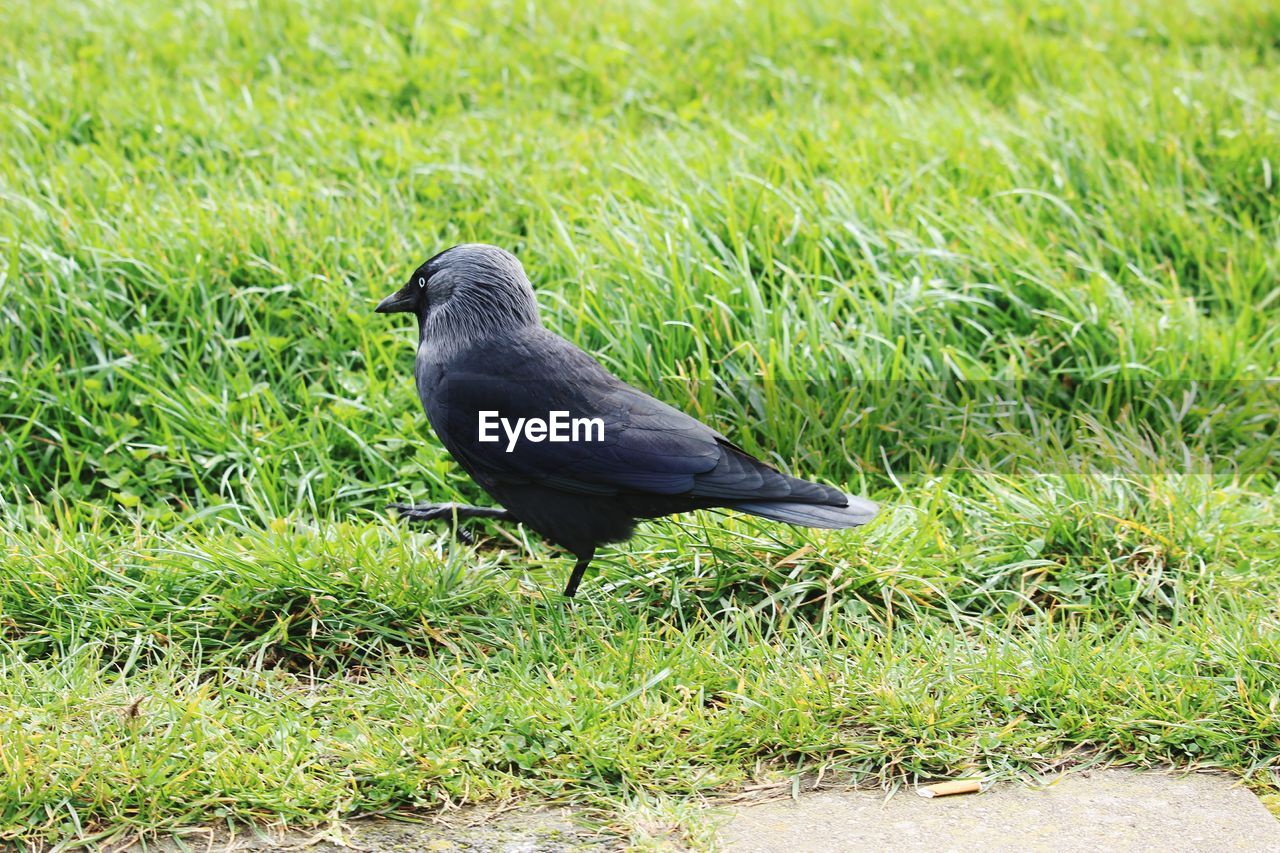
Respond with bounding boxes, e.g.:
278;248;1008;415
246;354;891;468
375;281;420;314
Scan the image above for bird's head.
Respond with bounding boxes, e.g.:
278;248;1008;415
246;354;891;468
376;243;542;356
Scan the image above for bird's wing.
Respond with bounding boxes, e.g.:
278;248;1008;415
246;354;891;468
425;329;843;504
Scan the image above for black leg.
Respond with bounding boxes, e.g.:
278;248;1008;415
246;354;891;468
389;502;514;522
563;550;594;598
389;503;513;545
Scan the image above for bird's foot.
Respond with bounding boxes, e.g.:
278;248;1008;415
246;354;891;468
389;502;514;522
389;502;514;546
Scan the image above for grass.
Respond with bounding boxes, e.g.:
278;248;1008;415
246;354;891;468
1;0;1278;846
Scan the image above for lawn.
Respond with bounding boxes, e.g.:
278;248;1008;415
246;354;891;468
1;0;1278;846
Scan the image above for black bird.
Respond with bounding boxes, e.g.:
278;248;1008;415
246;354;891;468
376;244;876;597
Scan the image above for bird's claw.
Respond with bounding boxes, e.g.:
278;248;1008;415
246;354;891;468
389;503;479;545
389;502;459;522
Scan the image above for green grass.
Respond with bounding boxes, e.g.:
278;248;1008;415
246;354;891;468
2;0;1279;846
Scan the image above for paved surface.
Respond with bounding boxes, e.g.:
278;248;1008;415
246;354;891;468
122;770;1279;851
719;769;1280;852
130;808;610;852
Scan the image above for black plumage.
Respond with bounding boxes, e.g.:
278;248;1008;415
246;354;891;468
376;244;876;596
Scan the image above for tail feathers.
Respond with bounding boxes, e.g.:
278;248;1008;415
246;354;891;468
730;493;877;530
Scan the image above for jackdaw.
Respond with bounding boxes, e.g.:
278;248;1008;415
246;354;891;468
376;244;876;597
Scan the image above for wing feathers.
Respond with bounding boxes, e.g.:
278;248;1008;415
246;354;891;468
428;327;862;510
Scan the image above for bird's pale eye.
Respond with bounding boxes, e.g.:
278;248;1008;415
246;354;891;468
418;277;426;288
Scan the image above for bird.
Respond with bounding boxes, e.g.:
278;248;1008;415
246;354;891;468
376;243;877;597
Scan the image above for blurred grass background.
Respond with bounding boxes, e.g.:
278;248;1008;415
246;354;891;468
0;0;1278;846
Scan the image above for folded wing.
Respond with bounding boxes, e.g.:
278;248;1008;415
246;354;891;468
427;328;851;509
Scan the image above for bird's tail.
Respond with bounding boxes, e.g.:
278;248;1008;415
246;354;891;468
728;493;878;529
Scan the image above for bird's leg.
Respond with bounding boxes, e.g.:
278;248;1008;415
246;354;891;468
389;502;514;545
562;549;595;598
389;502;515;522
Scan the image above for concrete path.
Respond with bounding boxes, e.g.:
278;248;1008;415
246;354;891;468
134;808;607;851
719;769;1280;852
126;769;1279;851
